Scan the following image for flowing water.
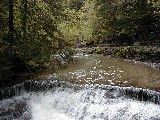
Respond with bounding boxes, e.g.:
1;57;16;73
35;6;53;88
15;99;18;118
0;53;160;120
41;53;160;91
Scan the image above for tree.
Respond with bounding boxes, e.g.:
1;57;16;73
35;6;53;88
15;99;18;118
8;0;14;48
58;0;97;46
22;0;27;41
0;0;75;88
94;0;160;46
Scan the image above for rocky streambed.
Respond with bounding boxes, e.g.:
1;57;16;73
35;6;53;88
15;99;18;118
35;53;160;92
81;46;160;69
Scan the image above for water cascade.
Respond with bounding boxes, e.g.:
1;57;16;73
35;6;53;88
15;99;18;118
0;80;160;120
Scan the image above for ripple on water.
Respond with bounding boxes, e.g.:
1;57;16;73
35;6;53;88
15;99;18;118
53;54;160;91
1;54;160;119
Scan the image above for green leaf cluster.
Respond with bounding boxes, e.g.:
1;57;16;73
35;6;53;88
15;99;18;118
94;0;160;46
0;0;73;86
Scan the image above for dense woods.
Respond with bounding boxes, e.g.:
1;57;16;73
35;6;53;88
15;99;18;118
0;0;160;88
94;0;160;46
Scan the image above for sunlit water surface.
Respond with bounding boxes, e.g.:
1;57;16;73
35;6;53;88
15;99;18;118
41;53;160;91
0;53;160;120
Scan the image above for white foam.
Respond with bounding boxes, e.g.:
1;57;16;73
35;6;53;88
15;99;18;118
27;88;160;120
1;87;160;120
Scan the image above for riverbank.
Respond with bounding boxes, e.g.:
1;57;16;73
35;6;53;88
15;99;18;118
0;49;75;89
1;47;160;92
80;46;160;69
39;53;160;92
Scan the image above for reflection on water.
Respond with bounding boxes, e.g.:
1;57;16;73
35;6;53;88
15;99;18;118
41;53;160;91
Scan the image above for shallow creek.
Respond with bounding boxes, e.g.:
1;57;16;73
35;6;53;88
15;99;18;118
41;53;160;91
0;53;160;120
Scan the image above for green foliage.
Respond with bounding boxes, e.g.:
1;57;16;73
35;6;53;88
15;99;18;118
1;0;160;87
104;46;160;62
0;0;75;87
94;0;160;46
58;0;97;46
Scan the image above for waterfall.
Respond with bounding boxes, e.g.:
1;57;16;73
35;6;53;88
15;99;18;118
1;80;160;104
0;80;160;120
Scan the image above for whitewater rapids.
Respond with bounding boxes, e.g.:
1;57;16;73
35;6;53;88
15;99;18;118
0;80;160;120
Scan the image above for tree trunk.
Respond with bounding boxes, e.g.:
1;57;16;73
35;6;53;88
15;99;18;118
9;0;14;46
22;0;27;40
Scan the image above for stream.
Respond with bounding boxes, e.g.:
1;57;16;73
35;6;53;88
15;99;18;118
0;53;160;120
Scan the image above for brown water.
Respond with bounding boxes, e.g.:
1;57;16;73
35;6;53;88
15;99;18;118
37;53;160;92
1;53;160;120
